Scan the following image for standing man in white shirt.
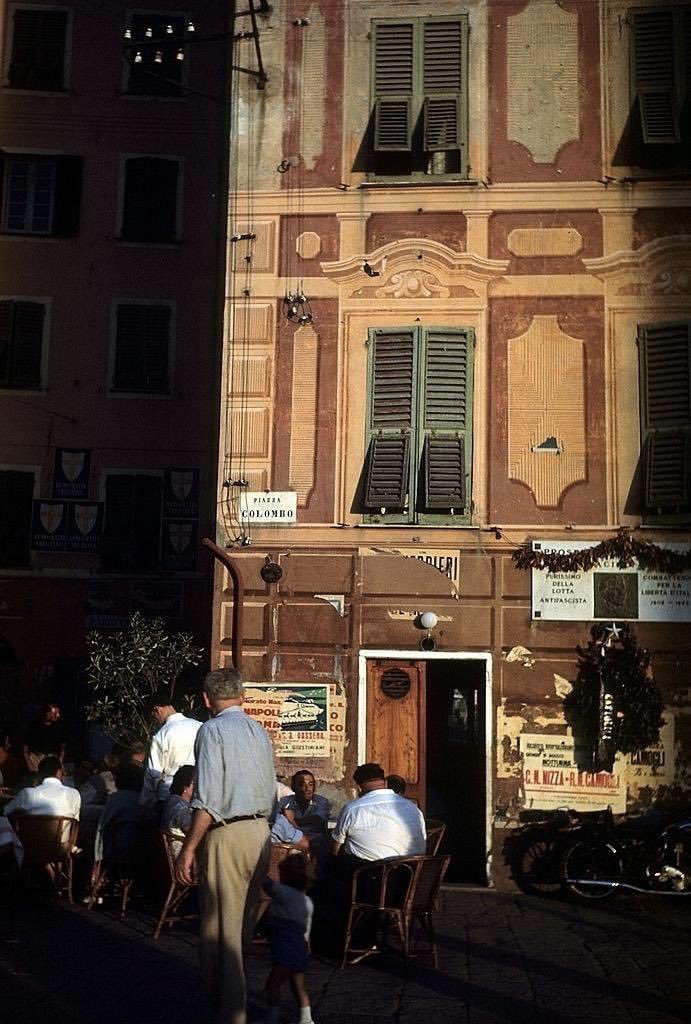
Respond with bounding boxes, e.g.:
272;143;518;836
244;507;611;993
140;692;201;818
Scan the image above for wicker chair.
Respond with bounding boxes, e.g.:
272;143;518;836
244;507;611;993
9;814;79;903
341;853;450;968
153;831;198;939
424;819;447;855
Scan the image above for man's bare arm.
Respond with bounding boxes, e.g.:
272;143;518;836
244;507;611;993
175;808;213;884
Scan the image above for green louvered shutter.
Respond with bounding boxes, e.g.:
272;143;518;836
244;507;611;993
421;330;472;511
639;321;691;512
113;305;169;393
373;22;414;151
633;8;680;144
364;330;415;509
422;19;464;153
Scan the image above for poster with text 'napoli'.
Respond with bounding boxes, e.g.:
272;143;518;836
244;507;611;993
531;540;691;622
520;733;626;813
243;684;329;758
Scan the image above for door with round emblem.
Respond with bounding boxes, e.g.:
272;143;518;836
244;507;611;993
366;659;426;808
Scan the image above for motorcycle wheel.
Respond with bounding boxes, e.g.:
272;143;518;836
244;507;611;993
516;835;562;896
560;839;624;901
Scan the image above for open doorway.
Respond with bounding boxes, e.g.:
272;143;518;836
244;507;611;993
425;659;487;883
362;652;490;885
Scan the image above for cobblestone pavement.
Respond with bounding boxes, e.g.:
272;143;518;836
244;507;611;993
2;887;691;1024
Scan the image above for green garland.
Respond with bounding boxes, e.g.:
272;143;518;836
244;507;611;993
564;623;664;765
512;527;691;575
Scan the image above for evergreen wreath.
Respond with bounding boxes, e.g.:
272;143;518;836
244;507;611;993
512;527;691;575
564;623;664;765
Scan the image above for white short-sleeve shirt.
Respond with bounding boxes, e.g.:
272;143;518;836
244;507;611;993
332;788;426;861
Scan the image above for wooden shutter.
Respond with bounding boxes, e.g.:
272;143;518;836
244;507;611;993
633;9;680;144
0;301;11;385
0;470;34;567
11;302;44;387
639;321;691;511
423;19;463;152
53;156;82;237
122;157;178;242
373;22;414;151
102;474;162;571
421;330;472;511
9;9;67;90
113;305;170;393
364;330;415;510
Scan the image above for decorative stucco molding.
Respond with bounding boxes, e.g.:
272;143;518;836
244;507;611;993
507;227;583;257
584;236;691;304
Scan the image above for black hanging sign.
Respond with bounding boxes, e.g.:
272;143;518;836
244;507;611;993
163;468;199;519
31;500;67;551
53;448;91;500
593;667;617;773
160;519;198;571
66;502;104;552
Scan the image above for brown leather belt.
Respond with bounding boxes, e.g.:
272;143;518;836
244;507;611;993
209;814;265;831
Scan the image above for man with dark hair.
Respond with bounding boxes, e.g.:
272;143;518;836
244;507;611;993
160;764;195;854
140;691;200;815
278;770;330;838
175;667;275;1024
22;703;66;773
331;763;426;862
5;755;81;826
386;773;407;796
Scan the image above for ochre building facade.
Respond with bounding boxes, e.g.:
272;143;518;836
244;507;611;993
215;1;691;886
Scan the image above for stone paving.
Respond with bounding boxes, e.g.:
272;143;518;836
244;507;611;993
2;887;691;1024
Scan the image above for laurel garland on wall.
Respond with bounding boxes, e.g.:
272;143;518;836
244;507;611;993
512;527;691;575
563;623;664;768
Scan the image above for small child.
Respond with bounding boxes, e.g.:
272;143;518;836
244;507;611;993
264;853;314;1024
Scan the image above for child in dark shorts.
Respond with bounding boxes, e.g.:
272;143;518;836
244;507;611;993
264;853;314;1024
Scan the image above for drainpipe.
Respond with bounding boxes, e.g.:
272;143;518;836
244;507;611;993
202;537;245;672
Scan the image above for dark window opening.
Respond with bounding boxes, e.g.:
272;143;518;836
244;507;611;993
121;157;179;242
0;470;34;567
112;304;171;394
101;474;162;572
0;300;44;389
8;8;68;91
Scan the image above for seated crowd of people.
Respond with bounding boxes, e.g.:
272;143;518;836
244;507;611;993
1;696;429;946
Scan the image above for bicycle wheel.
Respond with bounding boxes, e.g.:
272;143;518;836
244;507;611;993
560;839;623;901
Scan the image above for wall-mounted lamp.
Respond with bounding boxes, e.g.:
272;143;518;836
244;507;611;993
415;611;438;651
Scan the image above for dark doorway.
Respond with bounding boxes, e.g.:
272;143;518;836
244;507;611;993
425;659;487;883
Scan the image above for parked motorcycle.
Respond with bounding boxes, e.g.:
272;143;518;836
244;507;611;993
560;810;691;900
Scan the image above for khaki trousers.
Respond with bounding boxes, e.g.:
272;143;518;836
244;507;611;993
198;818;270;1024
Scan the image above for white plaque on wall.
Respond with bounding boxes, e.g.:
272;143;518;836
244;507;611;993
239;491;297;524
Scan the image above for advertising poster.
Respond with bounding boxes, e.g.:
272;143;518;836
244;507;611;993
520;733;626;813
627;717;675;786
531;540;691;622
53;448;91;500
243;684;329;758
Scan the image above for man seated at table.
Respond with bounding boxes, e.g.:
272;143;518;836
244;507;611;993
270;806;310;853
5;755;81;829
278;770;330;837
160;764;195;857
331;762;426;864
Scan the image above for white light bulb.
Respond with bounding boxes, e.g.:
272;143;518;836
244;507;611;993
187;19;195;32
134;51;143;63
124;28;132;40
165;24;173;34
145;26;153;38
419;611;438;630
176;48;184;61
154;50;163;63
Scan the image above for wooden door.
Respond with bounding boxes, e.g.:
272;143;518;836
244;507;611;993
366;659;426;809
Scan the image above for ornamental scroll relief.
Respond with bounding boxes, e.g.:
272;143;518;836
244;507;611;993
507;316;586;508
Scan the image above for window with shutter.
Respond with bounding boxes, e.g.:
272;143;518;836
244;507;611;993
364;326;474;523
125;14;186;97
121;157;180;242
0;470;34;567
112;303;172;394
370;17;467;178
7;7;68;91
0;154;82;237
638;321;691;519
101;473;162;572
631;6;691;149
0;300;45;389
